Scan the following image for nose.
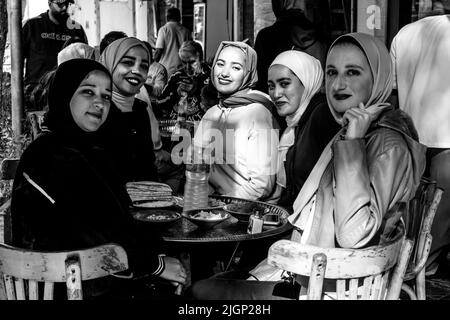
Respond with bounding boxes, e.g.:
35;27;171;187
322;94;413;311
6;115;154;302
273;86;283;99
219;65;230;78
332;74;346;91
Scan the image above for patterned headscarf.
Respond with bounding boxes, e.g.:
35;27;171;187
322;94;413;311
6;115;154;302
211;41;273;110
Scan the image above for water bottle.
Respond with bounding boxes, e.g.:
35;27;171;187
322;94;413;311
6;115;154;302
183;144;210;212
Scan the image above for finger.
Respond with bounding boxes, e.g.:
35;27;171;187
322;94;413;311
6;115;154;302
358;102;365;109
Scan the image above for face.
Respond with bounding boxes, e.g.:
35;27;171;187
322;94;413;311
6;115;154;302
180;51;201;77
49;1;70;21
70;70;112;132
213;46;246;95
112;46;149;96
268;65;305;118
325;43;373;114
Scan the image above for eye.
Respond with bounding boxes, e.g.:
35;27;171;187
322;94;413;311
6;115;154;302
121;60;133;66
347;69;361;76
216;61;224;67
267;83;274;91
326;69;337;77
82;89;94;96
102;94;112;101
280;81;290;88
232;65;242;71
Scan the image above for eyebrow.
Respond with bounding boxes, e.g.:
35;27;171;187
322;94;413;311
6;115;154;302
79;83;112;92
326;64;364;70
121;55;149;64
217;59;244;68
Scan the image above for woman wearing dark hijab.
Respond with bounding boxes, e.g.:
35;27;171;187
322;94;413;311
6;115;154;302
11;59;186;299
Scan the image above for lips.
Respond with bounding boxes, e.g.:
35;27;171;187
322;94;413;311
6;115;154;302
125;77;142;86
333;93;352;101
86;112;102;121
217;77;232;85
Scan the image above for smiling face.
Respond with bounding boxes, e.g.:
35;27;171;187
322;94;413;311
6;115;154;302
70;70;112;132
213;46;246;95
268;65;305;118
325;43;373;114
112;46;149;96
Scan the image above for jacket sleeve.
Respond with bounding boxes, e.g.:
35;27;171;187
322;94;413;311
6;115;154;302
229;106;279;200
332;137;412;248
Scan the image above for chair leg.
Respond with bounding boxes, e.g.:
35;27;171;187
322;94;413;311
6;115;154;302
416;268;427;300
401;284;418;300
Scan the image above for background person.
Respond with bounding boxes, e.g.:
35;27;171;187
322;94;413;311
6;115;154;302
154;7;192;77
22;0;87;112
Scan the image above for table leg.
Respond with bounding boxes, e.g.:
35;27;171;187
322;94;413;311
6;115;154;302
225;242;241;272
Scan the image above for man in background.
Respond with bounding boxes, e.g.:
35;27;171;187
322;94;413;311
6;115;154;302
22;0;87;112
154;7;191;77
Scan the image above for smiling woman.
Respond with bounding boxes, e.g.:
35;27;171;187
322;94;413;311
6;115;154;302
99;37;159;183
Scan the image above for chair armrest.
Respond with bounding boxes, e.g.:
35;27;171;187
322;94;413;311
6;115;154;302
409;233;432;276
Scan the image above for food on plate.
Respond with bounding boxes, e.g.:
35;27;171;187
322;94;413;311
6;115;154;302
143;212;179;221
133;200;175;208
226;202;263;214
191;210;226;221
127;181;174;207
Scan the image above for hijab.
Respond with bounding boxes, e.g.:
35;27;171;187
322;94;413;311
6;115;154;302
46;58;112;149
270;50;323;188
211;41;274;111
57;43;97;66
289;33;394;233
326;33;394;126
99;37;150;112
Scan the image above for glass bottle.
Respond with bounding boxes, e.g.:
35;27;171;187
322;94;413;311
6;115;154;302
183;144;210;212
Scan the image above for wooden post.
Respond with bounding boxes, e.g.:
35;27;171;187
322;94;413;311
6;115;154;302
131;0;137;38
9;0;23;139
95;0;101;46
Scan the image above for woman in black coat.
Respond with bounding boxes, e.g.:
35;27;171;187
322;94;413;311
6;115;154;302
11;59;186;299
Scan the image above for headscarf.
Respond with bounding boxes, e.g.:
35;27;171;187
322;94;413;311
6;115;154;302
326;33;394;126
211;41;274;111
289;33;394;233
46;59;112;149
270;50;323;188
57;43;97;66
99;37;150;111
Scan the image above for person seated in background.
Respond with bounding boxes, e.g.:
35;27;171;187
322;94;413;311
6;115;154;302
154;40;210;122
99;37;159;184
189;33;426;300
199;81;219;113
99;30;128;55
11;59;186;300
141;41;168;99
265;50;340;210
57;42;97;65
193;41;279;201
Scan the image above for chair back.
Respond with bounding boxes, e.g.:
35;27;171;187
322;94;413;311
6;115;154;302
0;243;128;300
0;158;20;244
268;224;412;300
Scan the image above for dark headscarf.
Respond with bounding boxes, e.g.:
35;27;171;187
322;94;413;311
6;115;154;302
211;41;274;111
46;59;112;148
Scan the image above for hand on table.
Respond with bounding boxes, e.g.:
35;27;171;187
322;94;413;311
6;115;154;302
158;256;187;286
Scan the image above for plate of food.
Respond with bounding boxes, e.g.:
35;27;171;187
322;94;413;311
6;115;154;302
173;196;226;209
182;209;230;229
132;198;177;209
134;210;181;225
223;202;267;222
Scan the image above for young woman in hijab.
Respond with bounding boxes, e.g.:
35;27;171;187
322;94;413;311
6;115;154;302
189;33;426;300
266;50;340;209
193;41;279;200
99;37;159;183
11;59;186;299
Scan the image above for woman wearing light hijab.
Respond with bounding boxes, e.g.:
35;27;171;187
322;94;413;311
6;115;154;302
266;50;340;209
193;41;279;200
189;33;426;300
99;37;159;183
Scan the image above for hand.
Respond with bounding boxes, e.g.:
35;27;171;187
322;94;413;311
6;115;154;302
158;256;187;286
177;78;195;96
343;103;378;140
155;149;171;164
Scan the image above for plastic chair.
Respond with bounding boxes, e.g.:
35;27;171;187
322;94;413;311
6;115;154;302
0;243;128;300
268;224;412;300
402;178;443;300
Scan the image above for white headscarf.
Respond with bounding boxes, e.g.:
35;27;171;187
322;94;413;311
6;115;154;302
270;50;323;188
